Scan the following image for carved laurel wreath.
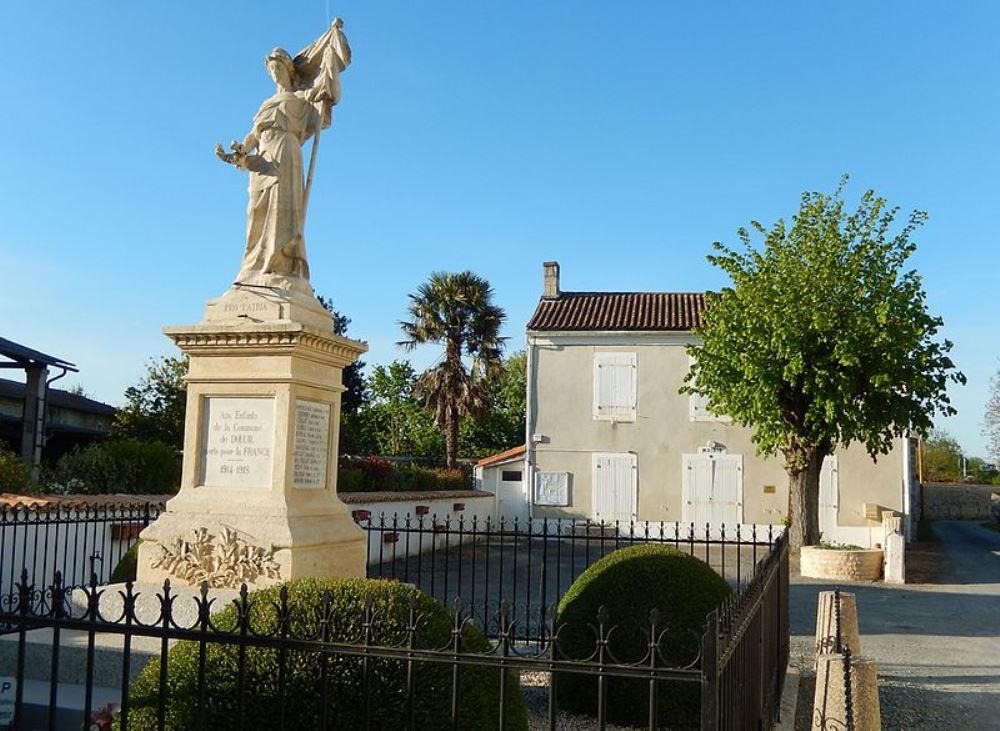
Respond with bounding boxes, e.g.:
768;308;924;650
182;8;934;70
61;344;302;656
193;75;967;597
151;526;281;588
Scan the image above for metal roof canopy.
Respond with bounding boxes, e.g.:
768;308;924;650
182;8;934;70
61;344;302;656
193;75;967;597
0;336;78;372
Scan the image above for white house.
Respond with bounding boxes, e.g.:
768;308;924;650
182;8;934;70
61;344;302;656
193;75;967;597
479;262;917;548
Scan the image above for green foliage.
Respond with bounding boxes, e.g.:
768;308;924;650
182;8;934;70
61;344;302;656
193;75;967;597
0;444;32;494
122;578;527;730
113;356;189;448
49;440;180;495
921;430;1000;484
110;540;142;583
337;457;469;493
686;178;963;547
354;360;443;457
459;351;526;459
815;541;865;551
399;271;506;467
555;546;730;728
921;430;964;482
316;295;367;415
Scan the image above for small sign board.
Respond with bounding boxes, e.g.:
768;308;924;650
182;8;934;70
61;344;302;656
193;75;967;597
535;472;569;507
0;676;15;726
763;484;776;494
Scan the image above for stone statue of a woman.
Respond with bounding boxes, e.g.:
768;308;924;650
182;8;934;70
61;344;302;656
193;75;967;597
216;20;351;294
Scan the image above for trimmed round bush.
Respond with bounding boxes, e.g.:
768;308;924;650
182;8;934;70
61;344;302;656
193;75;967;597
110;540;141;583
555;545;731;728
122;578;527;730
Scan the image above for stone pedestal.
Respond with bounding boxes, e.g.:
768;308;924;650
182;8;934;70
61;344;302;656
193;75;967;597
137;285;368;589
813;652;881;730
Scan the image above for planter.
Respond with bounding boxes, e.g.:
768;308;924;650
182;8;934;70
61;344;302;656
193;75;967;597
800;546;883;582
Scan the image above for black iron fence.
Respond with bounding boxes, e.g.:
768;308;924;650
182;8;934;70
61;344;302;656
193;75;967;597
0;500;161;598
0;505;789;730
704;528;789;730
361;513;778;642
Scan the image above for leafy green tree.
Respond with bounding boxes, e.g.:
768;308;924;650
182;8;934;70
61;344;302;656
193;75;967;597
355;360;442;457
985;366;1000;466
317;296;367;414
920;430;964;483
113;356;189;448
685;179;964;551
399;272;506;467
459;351;526;458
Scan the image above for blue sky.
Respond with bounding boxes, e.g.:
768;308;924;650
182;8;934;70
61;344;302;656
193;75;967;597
2;2;997;456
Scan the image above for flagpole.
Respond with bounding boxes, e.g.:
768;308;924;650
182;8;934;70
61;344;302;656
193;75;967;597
303;108;324;220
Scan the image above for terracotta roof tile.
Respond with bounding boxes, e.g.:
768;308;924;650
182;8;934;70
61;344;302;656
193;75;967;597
476;444;527;468
527;292;706;332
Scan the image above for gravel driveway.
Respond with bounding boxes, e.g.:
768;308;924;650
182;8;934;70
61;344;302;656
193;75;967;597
791;520;1000;729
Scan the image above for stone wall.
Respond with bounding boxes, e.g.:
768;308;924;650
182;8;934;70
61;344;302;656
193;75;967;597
922;483;999;521
800;546;883;581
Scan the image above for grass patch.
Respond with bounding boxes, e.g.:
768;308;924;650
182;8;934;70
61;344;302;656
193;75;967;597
980;521;1000;534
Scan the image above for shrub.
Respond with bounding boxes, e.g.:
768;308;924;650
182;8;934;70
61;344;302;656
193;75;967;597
0;445;32;494
123;578;528;730
49;439;180;495
336;466;365;493
555;545;731;728
110;540;142;583
337;457;470;493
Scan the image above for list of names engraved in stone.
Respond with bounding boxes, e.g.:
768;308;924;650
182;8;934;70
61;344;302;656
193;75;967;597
200;397;275;488
293;400;331;489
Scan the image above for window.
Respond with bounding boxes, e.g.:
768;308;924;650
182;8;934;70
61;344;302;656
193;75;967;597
593;352;637;421
501;470;522;482
688;355;730;422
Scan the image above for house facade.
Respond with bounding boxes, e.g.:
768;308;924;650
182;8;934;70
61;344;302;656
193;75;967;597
496;262;917;547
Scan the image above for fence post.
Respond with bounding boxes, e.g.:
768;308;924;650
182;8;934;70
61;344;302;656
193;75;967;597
701;610;719;731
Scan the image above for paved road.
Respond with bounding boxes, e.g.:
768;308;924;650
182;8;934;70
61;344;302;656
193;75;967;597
790;521;1000;729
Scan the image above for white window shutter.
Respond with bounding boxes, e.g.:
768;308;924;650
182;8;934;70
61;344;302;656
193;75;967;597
594;353;636;421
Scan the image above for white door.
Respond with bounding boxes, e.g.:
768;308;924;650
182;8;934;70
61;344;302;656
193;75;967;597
592;453;637;523
819;456;839;539
682;453;743;527
497;466;529;526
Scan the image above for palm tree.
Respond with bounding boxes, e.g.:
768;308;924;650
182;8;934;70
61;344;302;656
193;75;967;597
399;272;506;467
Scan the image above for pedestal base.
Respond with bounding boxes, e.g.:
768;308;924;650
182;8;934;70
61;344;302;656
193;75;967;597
137;503;367;590
137;287;368;590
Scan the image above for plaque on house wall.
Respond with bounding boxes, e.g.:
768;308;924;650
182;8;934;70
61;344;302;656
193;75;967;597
292;400;331;489
200;397;276;488
535;471;570;506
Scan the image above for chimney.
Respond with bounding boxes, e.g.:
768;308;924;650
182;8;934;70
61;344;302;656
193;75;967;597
542;261;560;299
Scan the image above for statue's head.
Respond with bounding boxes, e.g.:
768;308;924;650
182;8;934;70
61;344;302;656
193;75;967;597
265;48;295;90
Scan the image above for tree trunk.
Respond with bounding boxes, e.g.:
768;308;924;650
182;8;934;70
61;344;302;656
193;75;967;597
786;446;825;552
444;406;459;468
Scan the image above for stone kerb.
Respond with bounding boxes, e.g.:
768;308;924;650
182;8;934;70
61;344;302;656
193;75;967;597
800;546;883;582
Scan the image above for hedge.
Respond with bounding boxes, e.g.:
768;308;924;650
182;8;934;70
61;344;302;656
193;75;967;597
555;545;731;728
49;439;180;495
338;456;469;493
122;578;528;730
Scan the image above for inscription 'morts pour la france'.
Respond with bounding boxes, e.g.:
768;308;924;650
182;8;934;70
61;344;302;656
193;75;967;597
201;397;276;488
292;400;331;489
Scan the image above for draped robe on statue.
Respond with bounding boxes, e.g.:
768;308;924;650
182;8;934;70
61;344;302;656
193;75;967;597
237;92;322;285
233;24;348;290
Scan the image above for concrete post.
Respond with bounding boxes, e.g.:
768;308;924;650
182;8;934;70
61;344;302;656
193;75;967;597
815;590;860;660
20;364;48;476
813;651;880;730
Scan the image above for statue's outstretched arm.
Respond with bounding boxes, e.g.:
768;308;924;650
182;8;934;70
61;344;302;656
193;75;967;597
215;132;259;169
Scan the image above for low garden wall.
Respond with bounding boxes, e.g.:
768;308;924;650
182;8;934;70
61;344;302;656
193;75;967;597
340;490;496;561
922;482;999;521
800;546;883;581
